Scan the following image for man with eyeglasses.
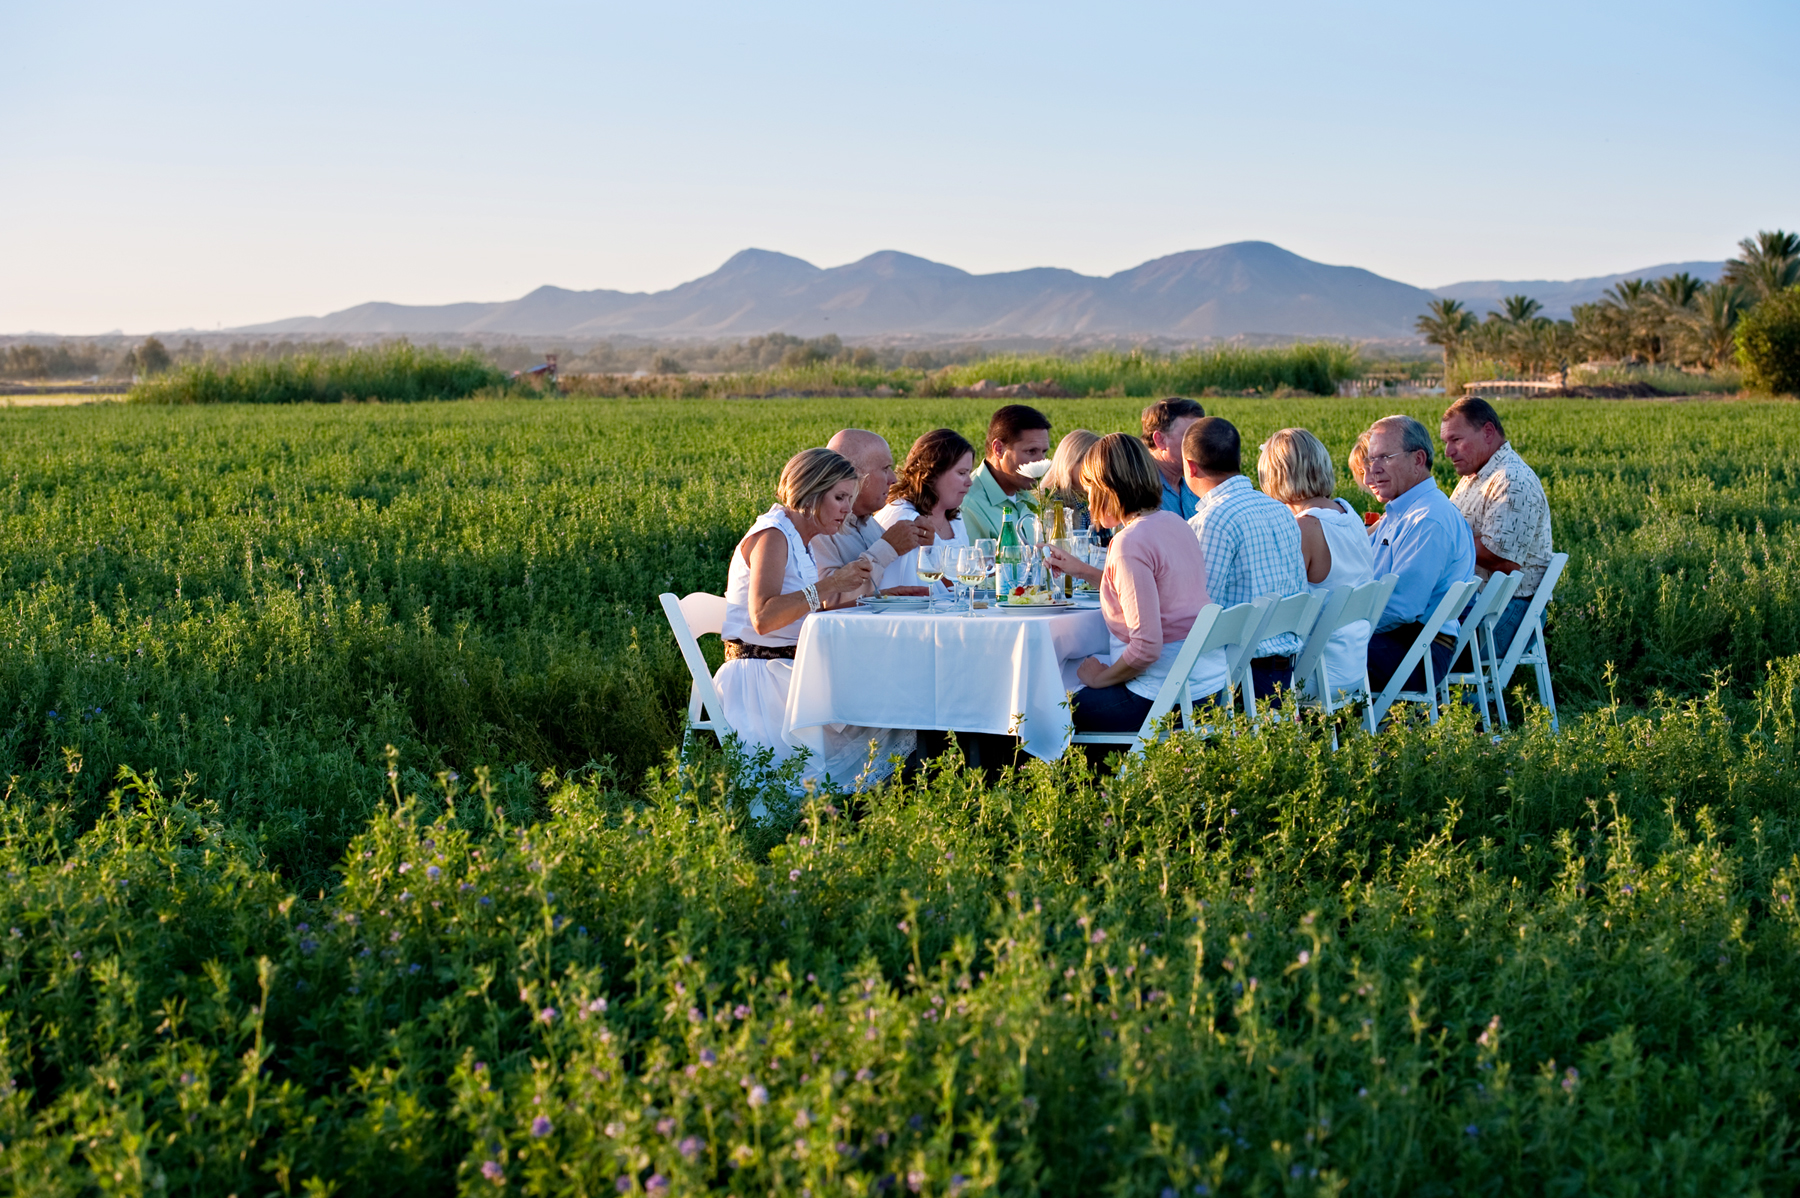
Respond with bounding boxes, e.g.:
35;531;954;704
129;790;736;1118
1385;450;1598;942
1361;414;1476;693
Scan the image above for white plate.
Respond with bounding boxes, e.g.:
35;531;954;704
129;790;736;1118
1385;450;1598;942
856;595;933;610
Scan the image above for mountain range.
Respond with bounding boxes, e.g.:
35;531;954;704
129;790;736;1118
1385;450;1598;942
239;243;1726;341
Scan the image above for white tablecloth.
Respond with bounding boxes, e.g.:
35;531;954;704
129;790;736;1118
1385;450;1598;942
786;606;1111;762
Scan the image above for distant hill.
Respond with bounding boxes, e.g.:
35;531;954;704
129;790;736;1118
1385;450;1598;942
237;246;1734;340
240;243;1441;339
1431;261;1726;320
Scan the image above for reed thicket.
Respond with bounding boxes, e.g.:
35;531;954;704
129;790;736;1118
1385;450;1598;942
128;342;507;404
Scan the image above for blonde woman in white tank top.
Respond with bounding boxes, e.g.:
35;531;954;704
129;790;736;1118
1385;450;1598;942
1256;429;1377;694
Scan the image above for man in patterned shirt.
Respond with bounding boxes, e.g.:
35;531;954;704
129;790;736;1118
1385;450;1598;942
1440;398;1554;657
1182;417;1307;698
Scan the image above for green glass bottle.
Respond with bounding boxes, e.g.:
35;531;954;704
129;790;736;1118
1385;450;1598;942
996;501;1022;597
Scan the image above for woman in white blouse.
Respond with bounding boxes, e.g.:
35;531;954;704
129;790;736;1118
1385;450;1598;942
1258;428;1376;696
715;448;915;786
872;428;976;592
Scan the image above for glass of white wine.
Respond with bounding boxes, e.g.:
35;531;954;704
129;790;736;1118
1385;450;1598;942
955;545;988;616
915;542;948;613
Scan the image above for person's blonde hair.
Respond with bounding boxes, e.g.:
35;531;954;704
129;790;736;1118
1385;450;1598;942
1041;428;1101;502
1080;433;1162;526
1257;428;1336;503
1347;430;1374;497
778;448;859;518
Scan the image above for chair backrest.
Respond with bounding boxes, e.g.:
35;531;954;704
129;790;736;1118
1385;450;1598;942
677;591;728;638
1493;552;1568;690
1154;597;1270;727
1291;574;1397;694
1368;577;1481;724
659;591;732;736
1250;590;1326;649
1127;597;1262;731
1444;570;1519;669
1236;591;1324;715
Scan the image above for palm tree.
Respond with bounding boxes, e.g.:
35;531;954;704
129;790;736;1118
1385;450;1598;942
1416;298;1477;377
1682;282;1746;369
1601;279;1660;362
1656;272;1704;310
1500;294;1543;324
1723;230;1800;300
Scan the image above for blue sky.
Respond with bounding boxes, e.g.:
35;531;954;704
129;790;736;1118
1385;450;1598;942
2;0;1796;333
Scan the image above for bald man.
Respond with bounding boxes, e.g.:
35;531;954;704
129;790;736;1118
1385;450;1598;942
812;428;936;606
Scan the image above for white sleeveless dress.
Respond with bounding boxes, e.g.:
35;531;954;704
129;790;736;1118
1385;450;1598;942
714;505;914;787
872;500;968;591
1298;504;1377;694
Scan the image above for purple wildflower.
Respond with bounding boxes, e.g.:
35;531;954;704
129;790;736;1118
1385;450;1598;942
480;1160;505;1185
531;1115;553;1138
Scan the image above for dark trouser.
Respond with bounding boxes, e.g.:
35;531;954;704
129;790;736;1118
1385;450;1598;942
1367;625;1455;693
1250;656;1293;701
1070;684;1156;732
905;730;1021;785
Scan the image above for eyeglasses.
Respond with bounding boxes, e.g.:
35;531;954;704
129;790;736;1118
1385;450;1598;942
1365;451;1411;471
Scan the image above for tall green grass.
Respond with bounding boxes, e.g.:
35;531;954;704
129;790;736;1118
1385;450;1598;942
564;343;1363;398
128;342;508;404
932;343;1361;397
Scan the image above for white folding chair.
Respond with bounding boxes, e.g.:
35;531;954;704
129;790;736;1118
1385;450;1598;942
1489;552;1568;732
1436;571;1521;732
1367;578;1482;730
659;591;733;748
1070;597;1271;754
1235;590;1324;724
1289;574;1398;747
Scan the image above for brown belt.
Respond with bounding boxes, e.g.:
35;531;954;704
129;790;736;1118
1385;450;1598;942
723;639;796;661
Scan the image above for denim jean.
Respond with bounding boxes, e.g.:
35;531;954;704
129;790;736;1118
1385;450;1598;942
1489;594;1532;661
1070;684;1156;732
1452;594;1534;673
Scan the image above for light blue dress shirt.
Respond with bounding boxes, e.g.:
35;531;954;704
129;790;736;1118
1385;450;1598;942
1160;473;1200;520
1370;477;1476;636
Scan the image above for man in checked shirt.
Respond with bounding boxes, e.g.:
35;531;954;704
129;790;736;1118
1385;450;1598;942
1182;417;1308;700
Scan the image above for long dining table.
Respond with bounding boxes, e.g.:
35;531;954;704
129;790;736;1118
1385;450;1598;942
784;601;1111;763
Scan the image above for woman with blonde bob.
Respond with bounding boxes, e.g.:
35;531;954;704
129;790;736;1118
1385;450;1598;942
1045;433;1227;732
1037;428;1101;531
715;447;915;784
1257;428;1376;694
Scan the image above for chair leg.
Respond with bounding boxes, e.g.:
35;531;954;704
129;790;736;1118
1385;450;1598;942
1536;646;1559;734
1472;626;1494;733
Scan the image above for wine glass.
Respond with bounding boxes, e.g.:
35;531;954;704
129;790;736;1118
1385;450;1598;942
1069;531;1094;593
954;545;988;616
915;542;948;612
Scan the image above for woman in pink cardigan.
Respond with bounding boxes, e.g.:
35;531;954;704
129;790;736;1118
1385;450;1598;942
1047;433;1227;731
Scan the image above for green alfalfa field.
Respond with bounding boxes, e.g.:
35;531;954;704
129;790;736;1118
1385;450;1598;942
2;392;1799;1195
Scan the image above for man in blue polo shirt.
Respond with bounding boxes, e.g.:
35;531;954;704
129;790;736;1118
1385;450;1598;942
1364;414;1476;693
1141;397;1205;519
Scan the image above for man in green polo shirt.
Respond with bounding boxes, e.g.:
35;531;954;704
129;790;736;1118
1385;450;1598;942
961;404;1053;542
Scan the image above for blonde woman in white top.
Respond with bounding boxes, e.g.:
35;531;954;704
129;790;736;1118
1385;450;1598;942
716;447;915;786
872;428;976;591
1258;428;1376;694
